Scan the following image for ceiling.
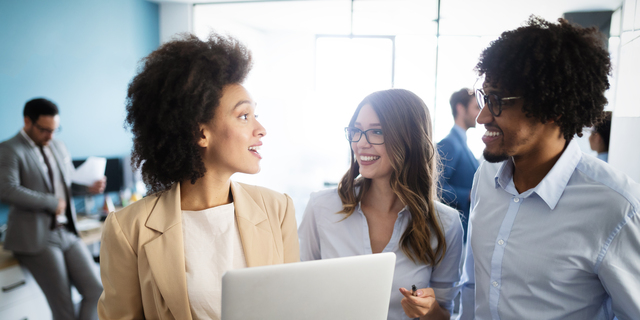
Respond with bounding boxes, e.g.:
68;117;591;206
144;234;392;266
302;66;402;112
151;0;624;36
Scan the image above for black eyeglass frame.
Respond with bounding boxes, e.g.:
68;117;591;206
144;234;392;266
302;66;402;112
34;122;62;134
475;89;522;117
344;127;384;145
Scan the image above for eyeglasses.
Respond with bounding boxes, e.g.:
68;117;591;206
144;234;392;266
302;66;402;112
475;89;522;117
34;123;62;134
344;127;384;145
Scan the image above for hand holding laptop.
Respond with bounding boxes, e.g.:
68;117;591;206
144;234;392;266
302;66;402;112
399;287;442;319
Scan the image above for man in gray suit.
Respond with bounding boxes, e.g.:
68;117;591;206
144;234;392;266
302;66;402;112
0;98;105;320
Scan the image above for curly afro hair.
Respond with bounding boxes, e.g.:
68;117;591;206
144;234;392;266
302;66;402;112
476;16;611;141
125;33;252;194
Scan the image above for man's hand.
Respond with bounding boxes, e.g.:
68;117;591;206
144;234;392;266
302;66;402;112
399;287;449;320
88;176;107;194
55;198;66;216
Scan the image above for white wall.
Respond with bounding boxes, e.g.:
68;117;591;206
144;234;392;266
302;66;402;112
609;0;640;182
159;2;192;44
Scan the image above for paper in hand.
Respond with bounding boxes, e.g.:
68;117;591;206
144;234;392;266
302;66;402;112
71;156;106;186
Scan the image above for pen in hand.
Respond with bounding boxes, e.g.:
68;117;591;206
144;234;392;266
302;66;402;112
411;284;417;296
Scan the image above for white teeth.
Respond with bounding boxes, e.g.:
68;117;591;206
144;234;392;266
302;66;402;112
484;131;501;137
248;146;261;151
360;155;380;162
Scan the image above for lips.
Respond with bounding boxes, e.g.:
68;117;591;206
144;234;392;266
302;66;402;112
248;144;262;159
482;129;502;145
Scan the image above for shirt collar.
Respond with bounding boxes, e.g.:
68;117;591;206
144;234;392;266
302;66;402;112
20;128;38;148
453;125;467;143
494;139;582;210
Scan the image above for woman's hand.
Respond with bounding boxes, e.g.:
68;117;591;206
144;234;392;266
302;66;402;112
399;287;449;320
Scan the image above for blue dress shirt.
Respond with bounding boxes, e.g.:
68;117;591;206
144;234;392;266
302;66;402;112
460;140;640;320
299;188;464;319
437;125;480;241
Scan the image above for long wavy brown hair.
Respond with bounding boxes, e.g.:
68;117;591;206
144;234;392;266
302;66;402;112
338;89;446;266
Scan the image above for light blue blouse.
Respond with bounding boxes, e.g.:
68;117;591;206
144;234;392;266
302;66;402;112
298;188;464;319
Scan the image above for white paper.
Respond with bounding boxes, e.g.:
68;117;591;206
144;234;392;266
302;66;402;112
72;156;106;186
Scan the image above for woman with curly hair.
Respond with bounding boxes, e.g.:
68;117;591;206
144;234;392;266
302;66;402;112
298;89;464;320
98;33;299;320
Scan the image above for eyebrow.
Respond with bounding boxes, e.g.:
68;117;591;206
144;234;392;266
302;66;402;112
233;100;254;110
354;122;382;127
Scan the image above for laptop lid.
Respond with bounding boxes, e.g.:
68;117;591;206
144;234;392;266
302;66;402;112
221;252;396;320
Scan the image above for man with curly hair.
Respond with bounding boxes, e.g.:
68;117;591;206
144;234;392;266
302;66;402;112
460;17;640;319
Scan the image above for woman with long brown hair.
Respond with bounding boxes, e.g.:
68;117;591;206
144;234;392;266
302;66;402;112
298;89;463;320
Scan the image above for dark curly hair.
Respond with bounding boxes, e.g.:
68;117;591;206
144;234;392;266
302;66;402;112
125;33;252;194
476;16;611;141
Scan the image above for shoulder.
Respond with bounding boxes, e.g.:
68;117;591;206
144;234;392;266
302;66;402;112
307;187;343;211
0;134;23;152
575;154;640;213
107;193;160;239
235;182;290;205
437;133;462;154
434;201;462;231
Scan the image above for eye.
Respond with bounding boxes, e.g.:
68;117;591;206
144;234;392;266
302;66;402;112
239;113;249;121
254;114;259;119
371;129;383;136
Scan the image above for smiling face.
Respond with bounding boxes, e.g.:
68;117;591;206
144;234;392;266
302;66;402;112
351;104;393;182
477;81;550;163
200;84;266;177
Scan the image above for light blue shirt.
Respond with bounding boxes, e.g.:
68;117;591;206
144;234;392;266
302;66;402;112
460;140;640;320
299;188;464;319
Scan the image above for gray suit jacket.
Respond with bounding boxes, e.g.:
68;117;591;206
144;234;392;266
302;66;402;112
0;132;79;253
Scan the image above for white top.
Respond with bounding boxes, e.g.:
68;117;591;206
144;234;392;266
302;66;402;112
298;188;464;319
182;202;247;320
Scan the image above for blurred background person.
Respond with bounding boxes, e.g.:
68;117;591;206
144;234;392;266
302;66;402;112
437;88;480;242
589;111;612;162
0;98;105;320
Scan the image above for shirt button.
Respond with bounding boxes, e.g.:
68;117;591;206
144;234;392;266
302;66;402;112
498;239;505;245
514;198;520;203
492;281;499;287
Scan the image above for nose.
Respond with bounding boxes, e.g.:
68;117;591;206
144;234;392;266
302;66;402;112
476;105;493;125
254;118;266;137
355;134;371;149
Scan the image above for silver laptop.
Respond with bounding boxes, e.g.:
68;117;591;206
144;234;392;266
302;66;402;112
221;252;396;320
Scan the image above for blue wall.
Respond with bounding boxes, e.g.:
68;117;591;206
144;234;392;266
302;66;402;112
0;0;159;226
0;0;159;158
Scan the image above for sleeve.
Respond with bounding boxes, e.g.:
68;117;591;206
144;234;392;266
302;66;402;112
459;165;482;320
0;143;58;212
437;140;464;207
281;194;301;263
430;209;464;314
97;212;144;319
297;193;322;261
597;209;640;320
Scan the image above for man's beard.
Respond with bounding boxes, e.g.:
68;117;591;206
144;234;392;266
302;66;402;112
483;149;509;163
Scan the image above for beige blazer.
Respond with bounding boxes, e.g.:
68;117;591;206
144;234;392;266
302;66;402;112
98;181;300;320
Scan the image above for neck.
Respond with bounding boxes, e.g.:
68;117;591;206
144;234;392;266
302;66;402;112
180;170;232;211
512;138;567;193
362;177;404;215
454;118;469;131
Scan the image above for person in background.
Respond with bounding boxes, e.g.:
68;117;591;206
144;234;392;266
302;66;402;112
460;16;640;319
589;110;612;162
98;33;300;320
437;88;480;241
0;98;106;320
299;89;463;320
